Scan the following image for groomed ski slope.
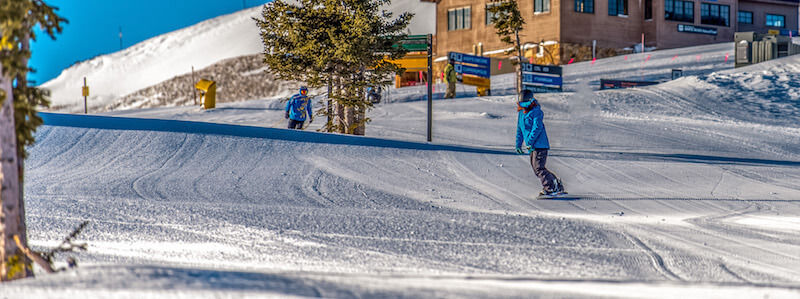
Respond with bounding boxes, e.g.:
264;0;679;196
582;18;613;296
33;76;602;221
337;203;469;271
6;44;800;298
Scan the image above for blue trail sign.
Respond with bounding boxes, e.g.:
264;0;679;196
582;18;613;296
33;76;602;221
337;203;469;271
449;52;491;79
521;62;563;92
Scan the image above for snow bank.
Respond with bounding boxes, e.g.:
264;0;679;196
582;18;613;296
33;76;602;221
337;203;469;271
597;53;800;129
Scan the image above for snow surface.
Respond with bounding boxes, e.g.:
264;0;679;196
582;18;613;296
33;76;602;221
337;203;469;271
39;1;435;113
7;45;800;298
11;3;800;299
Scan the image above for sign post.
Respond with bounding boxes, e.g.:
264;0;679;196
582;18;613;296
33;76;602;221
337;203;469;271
192;66;197;105
82;77;89;114
395;35;434;141
427;34;433;142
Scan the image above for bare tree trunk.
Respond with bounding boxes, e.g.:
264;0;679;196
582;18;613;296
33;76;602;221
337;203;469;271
330;75;366;135
343;106;356;134
354;108;365;136
354;69;366;136
0;65;30;281
334;75;358;135
334;76;346;134
326;74;333;132
336;102;346;134
16;30;30;260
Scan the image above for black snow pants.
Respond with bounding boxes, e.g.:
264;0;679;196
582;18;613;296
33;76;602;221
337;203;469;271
288;119;305;130
531;148;558;192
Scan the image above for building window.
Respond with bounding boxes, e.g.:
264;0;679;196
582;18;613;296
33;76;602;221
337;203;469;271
448;6;471;31
737;11;753;24
609;0;628;16
535;0;550;13
665;0;693;23
485;2;501;25
575;0;594;13
766;14;785;28
701;3;729;27
645;0;653;20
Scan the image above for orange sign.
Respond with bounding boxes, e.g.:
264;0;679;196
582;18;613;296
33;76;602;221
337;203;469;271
461;75;490;87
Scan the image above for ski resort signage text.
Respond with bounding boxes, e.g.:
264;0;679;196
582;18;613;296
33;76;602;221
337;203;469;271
449;52;491;87
678;24;717;35
521;62;563;93
398;35;429;51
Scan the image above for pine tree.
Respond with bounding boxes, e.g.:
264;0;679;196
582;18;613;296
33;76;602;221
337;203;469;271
255;0;411;134
487;1;525;94
1;0;66;281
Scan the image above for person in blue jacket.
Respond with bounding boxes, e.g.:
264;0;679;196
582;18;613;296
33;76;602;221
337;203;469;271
515;89;564;196
285;86;313;129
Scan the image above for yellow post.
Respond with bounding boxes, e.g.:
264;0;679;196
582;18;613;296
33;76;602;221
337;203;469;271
194;79;216;109
477;86;489;96
82;77;89;114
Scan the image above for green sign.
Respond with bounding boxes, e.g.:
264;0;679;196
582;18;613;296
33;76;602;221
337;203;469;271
398;35;429;51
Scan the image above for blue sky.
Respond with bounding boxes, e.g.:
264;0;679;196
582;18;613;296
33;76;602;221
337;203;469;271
30;0;273;85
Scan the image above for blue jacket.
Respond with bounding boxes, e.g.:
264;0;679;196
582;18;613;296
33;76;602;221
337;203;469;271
515;102;550;150
285;94;312;121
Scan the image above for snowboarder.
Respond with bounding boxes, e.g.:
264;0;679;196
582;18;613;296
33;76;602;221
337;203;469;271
444;58;457;99
285;86;313;129
515;89;564;197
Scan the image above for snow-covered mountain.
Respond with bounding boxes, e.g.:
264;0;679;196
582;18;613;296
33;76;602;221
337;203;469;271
41;6;266;112
41;1;436;113
103;54;306;112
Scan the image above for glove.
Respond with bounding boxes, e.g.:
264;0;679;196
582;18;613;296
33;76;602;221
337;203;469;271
284;111;289;119
309;117;314;123
515;148;525;155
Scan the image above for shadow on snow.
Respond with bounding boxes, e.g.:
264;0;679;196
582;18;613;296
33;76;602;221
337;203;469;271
556;148;800;167
40;112;512;156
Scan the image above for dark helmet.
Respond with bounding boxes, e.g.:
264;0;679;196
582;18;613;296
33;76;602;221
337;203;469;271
519;89;534;103
300;86;308;95
518;89;536;110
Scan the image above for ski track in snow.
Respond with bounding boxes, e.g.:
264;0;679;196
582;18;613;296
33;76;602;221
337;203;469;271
9;42;800;298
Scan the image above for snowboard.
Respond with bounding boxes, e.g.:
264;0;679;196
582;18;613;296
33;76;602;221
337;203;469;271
536;191;580;200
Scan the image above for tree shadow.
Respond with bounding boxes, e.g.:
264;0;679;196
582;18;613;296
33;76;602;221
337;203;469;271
43;265;365;297
554;148;800;167
210;107;275;112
